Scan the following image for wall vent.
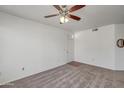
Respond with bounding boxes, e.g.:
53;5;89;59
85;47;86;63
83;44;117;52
92;28;98;32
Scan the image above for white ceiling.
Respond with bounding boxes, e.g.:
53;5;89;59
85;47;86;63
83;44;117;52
0;5;124;31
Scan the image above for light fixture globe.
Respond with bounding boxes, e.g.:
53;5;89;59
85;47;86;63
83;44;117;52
60;16;69;24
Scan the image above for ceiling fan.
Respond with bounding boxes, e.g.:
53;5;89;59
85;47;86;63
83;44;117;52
44;5;86;24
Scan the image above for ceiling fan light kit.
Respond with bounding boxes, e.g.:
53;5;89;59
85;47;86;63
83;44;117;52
60;16;69;24
44;5;86;24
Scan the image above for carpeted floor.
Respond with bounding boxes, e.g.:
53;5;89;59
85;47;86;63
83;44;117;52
0;62;124;88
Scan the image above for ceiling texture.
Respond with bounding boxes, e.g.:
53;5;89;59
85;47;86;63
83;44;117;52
0;5;124;31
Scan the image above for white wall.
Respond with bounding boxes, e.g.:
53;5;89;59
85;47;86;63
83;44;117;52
0;12;71;84
67;32;74;62
115;24;124;70
74;25;115;70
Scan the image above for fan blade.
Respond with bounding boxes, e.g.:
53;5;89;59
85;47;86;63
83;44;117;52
69;5;86;12
44;14;59;18
68;14;81;21
53;5;63;12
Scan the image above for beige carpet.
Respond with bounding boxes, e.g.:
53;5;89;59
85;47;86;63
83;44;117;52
0;62;124;88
